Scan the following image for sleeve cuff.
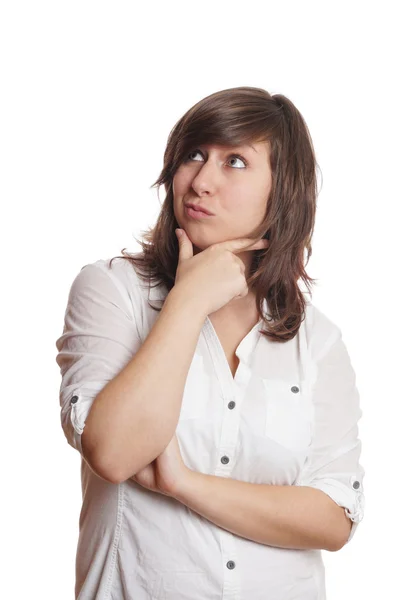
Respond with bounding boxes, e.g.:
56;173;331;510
60;382;107;456
295;475;365;545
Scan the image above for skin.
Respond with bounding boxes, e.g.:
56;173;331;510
131;147;352;550
132;141;274;497
131;431;187;497
172;140;272;285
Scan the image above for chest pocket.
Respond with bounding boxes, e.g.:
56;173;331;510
261;378;313;453
179;352;211;420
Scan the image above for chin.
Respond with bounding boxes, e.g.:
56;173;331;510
178;221;221;251
180;228;205;250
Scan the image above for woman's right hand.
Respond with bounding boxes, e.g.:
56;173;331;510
173;228;269;317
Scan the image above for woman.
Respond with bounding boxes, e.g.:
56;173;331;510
55;86;365;599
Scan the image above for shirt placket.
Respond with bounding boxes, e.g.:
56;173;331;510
202;318;261;600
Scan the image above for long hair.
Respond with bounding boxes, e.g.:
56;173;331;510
109;86;321;342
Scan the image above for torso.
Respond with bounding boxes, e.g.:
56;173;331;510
208;303;260;379
228;354;240;379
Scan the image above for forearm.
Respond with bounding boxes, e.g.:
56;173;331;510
82;287;206;483
175;471;351;552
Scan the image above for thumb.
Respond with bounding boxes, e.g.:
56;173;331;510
175;229;193;262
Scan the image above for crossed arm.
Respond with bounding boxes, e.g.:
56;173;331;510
173;470;352;552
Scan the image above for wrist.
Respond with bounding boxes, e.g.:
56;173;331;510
172;467;197;503
167;285;208;322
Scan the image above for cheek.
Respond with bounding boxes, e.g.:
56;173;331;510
223;191;254;215
221;186;245;210
172;176;181;197
225;196;266;230
173;169;192;194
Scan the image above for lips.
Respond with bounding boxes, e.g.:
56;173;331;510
184;202;214;216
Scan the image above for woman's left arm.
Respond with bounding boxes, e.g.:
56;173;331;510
173;329;364;552
173;470;351;552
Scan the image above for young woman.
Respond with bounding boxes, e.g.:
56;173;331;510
56;86;365;599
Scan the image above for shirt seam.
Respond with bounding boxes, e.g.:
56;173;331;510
104;482;126;599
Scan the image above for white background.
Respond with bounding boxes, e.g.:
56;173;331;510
1;1;397;598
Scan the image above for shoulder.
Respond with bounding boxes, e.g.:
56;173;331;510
302;299;342;363
70;256;148;320
91;255;144;285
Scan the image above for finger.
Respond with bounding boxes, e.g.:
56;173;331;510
249;239;270;251
221;237;269;254
175;229;193;262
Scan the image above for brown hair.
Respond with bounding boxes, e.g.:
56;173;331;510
109;86;321;342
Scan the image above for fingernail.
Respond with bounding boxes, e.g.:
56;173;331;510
175;229;182;238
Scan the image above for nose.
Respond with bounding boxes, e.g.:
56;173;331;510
190;158;220;196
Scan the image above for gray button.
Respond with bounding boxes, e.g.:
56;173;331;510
228;401;236;409
352;480;360;490
71;395;79;404
226;560;236;569
291;386;300;393
221;455;230;465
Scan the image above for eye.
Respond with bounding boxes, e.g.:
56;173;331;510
227;155;247;169
184;149;247;169
186;150;203;162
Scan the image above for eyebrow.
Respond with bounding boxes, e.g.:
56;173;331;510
199;143;258;154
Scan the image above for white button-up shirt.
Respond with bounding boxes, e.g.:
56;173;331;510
55;256;365;600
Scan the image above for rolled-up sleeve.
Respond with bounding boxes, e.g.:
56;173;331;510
55;261;143;457
295;330;365;546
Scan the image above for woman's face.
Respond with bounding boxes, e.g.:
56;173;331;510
172;140;272;252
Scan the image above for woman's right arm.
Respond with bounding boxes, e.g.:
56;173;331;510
81;285;206;484
57;233;266;484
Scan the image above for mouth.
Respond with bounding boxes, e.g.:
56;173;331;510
184;204;214;219
184;202;215;217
